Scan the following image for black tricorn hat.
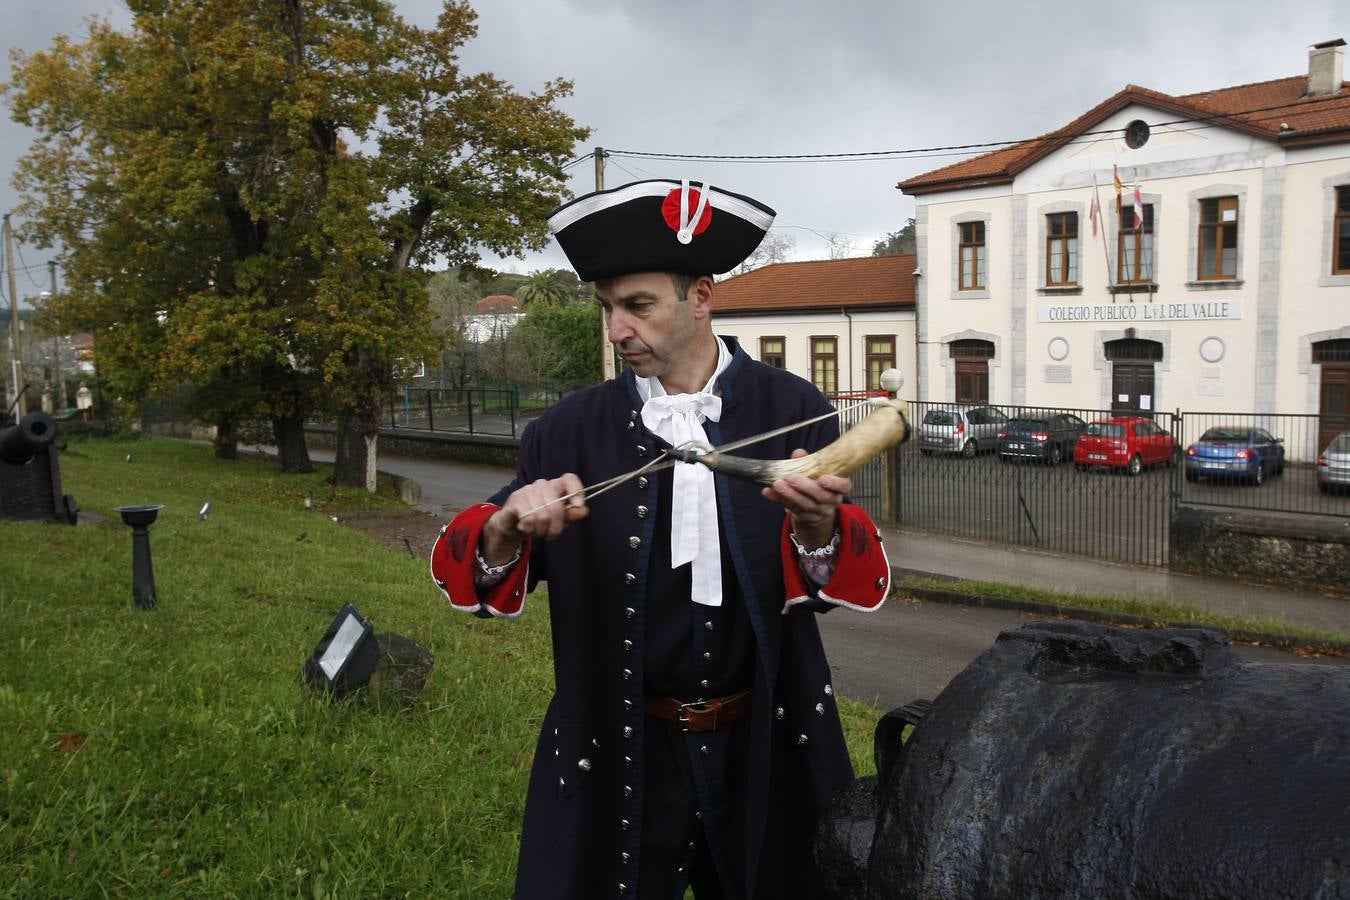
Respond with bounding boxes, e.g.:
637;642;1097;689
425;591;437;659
548;179;776;282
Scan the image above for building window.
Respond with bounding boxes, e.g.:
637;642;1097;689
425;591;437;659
865;335;896;391
1336;186;1350;275
1197;196;1238;280
759;336;785;369
1117;202;1154;284
1046;212;1078;286
958;221;986;290
810;336;838;395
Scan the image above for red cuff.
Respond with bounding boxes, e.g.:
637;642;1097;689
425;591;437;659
429;503;532;619
781;504;889;612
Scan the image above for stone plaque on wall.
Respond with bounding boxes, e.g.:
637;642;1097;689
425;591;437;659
1044;365;1072;384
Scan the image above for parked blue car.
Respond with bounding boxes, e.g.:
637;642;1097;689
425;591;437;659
1184;427;1285;485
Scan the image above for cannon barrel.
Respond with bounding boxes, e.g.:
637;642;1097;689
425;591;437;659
0;411;57;465
818;621;1350;899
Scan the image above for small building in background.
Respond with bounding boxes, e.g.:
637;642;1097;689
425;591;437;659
711;255;917;397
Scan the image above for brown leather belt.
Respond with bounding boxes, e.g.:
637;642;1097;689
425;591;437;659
644;689;753;733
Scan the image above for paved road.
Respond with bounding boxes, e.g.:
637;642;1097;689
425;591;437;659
300;449;1345;710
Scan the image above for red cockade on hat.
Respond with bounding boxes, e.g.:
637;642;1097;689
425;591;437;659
661;186;713;241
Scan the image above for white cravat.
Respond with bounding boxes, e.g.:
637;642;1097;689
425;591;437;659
636;339;731;606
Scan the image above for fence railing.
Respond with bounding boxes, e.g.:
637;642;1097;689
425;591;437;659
375;382;589;439
1176;411;1350;519
884;401;1349;567
893;401;1178;566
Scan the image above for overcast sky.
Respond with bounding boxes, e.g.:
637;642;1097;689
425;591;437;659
2;0;1345;300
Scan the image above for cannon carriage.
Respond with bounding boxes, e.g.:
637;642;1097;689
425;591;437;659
0;411;78;524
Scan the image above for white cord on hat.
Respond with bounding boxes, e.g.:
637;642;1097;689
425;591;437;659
676;179;713;245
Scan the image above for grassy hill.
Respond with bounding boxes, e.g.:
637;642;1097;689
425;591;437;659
0;437;879;897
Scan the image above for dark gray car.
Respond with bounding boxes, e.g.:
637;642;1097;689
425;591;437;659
998;412;1088;465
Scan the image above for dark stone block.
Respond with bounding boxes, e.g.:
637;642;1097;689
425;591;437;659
367;632;435;708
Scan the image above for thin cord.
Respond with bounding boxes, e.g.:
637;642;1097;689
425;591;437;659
12;243;48;291
602;94;1350;166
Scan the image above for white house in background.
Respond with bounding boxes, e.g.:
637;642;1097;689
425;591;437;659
711;254;917;396
464;294;523;342
899;38;1350;455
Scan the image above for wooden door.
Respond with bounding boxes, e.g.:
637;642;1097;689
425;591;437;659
955;359;989;404
1111;363;1155;416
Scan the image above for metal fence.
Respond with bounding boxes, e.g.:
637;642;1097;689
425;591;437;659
886;401;1350;568
893;401;1176;567
1175;411;1350;519
382;381;588;439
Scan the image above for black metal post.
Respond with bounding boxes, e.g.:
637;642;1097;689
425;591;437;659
426;390;434;431
115;505;163;610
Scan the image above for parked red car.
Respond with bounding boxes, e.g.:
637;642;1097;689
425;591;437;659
1074;416;1177;476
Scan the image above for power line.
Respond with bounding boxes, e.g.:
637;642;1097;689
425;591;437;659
602;94;1350;165
11;242;50;292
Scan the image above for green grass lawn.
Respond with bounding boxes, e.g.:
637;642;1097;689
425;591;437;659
1;437;880;897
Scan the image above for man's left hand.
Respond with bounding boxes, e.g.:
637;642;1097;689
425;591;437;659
762;449;850;551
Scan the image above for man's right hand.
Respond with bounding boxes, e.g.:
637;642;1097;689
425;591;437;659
481;475;589;565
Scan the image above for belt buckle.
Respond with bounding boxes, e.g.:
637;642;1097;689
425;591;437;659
677;699;710;732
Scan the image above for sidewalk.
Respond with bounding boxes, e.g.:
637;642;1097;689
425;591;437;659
881;526;1350;638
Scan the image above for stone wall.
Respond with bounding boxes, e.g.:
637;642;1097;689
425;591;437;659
1170;505;1350;593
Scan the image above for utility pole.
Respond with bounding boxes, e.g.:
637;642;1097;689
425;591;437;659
595;146;616;382
3;214;25;418
49;260;66;410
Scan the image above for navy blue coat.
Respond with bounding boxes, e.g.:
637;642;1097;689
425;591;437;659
486;339;857;899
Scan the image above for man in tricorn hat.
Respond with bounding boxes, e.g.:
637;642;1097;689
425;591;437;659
430;180;890;898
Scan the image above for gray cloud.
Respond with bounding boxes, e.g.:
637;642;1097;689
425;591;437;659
3;0;1343;288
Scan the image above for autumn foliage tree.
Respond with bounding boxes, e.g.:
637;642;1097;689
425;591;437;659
4;0;588;488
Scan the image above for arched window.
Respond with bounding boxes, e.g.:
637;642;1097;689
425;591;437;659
1103;338;1163;361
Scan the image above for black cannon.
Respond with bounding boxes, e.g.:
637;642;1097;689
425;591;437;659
0;411;78;524
816;620;1350;899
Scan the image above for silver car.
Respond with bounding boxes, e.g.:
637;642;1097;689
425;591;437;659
918;404;1009;458
1318;432;1350;493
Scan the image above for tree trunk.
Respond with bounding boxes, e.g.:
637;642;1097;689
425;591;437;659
331;403;381;492
272;411;312;473
213;416;238;460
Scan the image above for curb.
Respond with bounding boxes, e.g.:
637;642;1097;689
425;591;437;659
891;568;1350;659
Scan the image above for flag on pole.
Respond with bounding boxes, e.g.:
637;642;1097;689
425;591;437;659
1113;165;1123;198
1133;169;1144;230
1089;173;1102;238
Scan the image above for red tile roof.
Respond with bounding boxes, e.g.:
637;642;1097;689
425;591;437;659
475;294;519;313
900;75;1350;195
712;255;916;315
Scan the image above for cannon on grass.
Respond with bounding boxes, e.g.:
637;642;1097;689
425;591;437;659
0;411;78;524
816;620;1350;900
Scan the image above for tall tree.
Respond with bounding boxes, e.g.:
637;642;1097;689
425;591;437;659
872;218;917;256
5;0;588;487
727;232;795;277
515;269;574;308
